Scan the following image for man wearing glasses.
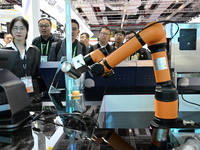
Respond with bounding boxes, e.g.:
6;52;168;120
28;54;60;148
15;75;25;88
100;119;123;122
32;18;61;62
48;19;88;61
111;28;126;51
89;26;114;54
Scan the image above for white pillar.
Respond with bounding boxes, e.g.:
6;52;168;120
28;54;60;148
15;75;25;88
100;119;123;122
22;0;40;43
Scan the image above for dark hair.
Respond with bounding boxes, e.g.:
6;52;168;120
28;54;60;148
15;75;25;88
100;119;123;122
38;18;52;26
10;16;29;39
81;32;90;38
99;26;111;34
114;28;126;36
4;33;11;38
126;30;136;35
71;19;79;29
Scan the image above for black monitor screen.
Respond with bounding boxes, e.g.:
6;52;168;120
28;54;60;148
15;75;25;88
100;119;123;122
179;29;197;50
0;49;18;71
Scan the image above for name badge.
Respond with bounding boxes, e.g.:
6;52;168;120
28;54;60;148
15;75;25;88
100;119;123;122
41;56;48;62
21;76;34;93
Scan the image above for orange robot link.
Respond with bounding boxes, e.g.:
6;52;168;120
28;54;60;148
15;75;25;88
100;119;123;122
91;22;170;84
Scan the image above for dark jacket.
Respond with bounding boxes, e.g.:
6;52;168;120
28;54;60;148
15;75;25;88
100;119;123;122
126;48;151;60
49;38;88;61
111;42;124;51
32;33;61;56
136;48;152;60
4;42;41;95
89;43;114;54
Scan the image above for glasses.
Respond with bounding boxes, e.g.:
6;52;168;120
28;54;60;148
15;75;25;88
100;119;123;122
100;32;110;36
72;27;78;31
115;33;124;37
38;24;50;28
80;36;85;39
12;26;26;32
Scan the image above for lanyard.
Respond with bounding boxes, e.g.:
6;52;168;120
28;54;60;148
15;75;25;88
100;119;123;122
72;46;77;58
22;52;27;75
14;42;27;75
40;41;50;55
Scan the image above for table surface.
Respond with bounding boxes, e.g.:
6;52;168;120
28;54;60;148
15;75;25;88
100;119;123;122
0;103;152;150
1;93;200;150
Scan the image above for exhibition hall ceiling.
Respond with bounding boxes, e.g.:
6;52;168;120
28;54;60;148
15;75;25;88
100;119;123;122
71;0;200;31
1;0;200;31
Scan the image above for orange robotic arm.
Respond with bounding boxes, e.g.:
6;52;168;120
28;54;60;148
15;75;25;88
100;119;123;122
63;22;170;84
89;22;171;84
87;22;180;127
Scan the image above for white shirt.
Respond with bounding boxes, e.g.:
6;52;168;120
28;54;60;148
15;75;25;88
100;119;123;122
6;41;33;59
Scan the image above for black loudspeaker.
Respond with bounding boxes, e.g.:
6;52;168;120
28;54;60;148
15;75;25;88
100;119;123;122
0;68;31;129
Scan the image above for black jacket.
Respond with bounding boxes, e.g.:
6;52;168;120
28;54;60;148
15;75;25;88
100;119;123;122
4;42;41;95
89;43;114;54
32;33;61;56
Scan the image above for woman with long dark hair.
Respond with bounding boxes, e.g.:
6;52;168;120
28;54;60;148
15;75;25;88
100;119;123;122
4;16;41;96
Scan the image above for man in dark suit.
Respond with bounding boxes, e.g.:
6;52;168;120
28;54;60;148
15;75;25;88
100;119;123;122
32;18;61;62
48;19;88;61
89;26;114;54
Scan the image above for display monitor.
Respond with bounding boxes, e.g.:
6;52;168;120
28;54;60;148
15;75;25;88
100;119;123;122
179;29;197;50
0;49;18;71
